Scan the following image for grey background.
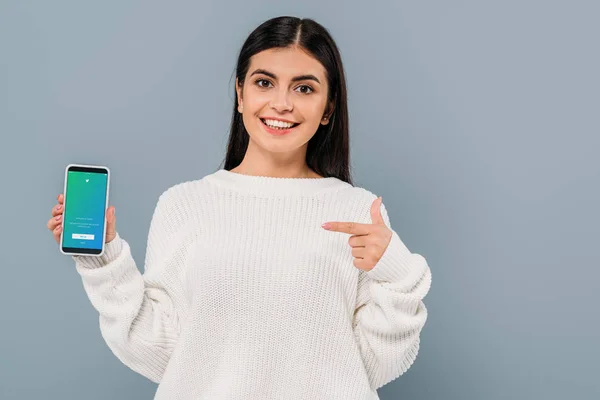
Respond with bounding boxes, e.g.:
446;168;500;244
1;0;598;399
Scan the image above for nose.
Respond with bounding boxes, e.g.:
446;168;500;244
269;87;293;112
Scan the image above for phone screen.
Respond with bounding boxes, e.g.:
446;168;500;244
62;166;109;255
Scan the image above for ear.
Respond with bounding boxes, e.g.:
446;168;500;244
321;101;335;125
236;78;243;112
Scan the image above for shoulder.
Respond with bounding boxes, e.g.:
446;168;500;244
152;176;213;221
346;184;379;199
336;184;381;207
159;177;209;202
328;184;391;225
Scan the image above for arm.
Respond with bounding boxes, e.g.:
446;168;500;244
352;202;432;390
73;186;192;383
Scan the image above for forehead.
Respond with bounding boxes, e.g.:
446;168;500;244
248;47;326;80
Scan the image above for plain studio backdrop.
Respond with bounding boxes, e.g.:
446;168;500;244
1;1;598;399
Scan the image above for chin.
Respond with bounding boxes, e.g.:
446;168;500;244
253;131;309;153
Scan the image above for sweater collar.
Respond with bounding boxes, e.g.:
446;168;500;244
206;168;351;196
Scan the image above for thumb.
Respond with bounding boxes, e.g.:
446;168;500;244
105;206;117;241
370;196;385;225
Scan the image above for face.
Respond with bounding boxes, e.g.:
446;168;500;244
235;46;333;154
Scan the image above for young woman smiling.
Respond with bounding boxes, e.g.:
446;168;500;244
48;15;432;400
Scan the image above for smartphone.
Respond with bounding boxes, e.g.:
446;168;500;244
60;163;111;257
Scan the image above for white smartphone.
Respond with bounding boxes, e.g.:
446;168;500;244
59;163;111;257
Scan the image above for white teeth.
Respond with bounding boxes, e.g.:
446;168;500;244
263;119;295;129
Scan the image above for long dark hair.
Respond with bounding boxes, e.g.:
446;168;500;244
220;16;353;185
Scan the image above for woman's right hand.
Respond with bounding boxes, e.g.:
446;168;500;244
47;193;117;245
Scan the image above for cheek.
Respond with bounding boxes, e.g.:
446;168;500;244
240;99;263;127
297;98;325;120
299;118;322;134
301;108;326;131
243;90;269;110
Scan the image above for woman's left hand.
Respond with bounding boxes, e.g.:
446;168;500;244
321;197;392;272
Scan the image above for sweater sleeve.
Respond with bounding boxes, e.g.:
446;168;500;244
352;201;432;391
72;186;192;384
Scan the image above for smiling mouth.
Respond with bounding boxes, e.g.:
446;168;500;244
260;118;300;130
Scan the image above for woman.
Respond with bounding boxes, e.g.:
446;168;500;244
47;16;431;400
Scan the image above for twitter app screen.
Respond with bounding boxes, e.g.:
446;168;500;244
62;170;108;251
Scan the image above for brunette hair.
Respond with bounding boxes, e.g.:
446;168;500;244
220;16;353;185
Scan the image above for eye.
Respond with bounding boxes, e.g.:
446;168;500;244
254;78;313;94
255;79;272;88
296;85;314;95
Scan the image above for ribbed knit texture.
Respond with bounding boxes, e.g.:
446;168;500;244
73;168;432;400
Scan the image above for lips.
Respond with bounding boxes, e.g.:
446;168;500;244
259;118;300;135
260;118;300;129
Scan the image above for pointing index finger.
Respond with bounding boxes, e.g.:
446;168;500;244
322;221;371;235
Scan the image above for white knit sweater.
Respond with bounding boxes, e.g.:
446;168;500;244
73;168;432;400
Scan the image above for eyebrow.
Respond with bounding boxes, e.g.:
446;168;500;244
249;68;321;84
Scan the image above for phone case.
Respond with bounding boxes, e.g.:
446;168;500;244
59;163;111;257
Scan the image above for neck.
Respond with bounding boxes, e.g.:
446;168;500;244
205;168;351;197
230;165;321;179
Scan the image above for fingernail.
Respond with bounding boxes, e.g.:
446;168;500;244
55;214;61;220
57;205;62;210
321;222;331;229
